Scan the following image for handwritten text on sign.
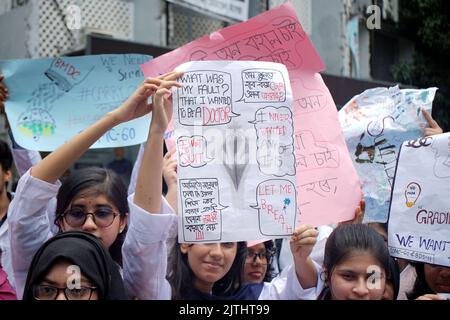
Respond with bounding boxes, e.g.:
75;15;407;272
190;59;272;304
174;61;297;242
180;178;227;242
250;106;295;177
251;179;296;236
142;2;361;227
388;133;450;267
1;54;152;151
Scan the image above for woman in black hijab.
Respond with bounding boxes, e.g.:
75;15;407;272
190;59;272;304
22;231;127;300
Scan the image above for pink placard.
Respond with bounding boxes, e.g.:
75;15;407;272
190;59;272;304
142;2;361;226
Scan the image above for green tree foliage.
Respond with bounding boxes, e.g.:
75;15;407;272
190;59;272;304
392;0;450;131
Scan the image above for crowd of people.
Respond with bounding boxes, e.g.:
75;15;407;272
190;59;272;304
0;70;448;301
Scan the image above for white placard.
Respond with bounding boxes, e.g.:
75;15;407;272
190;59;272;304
388;132;450;267
173;60;297;243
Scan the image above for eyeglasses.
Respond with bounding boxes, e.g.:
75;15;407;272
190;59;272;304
61;207;120;228
33;285;97;300
245;251;274;265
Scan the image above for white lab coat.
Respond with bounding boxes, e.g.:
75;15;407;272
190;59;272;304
8;169;177;299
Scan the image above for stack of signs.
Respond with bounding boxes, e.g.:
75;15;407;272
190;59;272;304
339;86;437;222
142;2;362;229
388;132;450;268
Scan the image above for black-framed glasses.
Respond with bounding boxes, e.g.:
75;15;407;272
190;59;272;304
61;206;120;228
33;285;97;300
245;250;274;265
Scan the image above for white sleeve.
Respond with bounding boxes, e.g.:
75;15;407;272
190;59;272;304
310;225;333;266
258;261;325;300
127;144;144;196
7;169;58;299
278;225;332;272
122;194;177;300
11;149;42;177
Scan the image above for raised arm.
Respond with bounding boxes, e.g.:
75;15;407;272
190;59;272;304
290;225;319;289
133;73;182;213
8;76;165;298
258;225;322;300
31;77;162;183
122;72;182;299
163;149;178;213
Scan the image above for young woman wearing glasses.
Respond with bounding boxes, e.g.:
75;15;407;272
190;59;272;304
23;231;126;300
8;72;183;299
131;88;323;300
241;240;277;284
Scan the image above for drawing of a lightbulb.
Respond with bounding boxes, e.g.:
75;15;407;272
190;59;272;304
405;182;421;208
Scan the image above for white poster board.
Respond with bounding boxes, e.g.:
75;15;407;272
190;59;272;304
173;61;297;243
388;132;450;267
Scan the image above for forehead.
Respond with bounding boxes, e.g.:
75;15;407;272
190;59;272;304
44;260;93;284
248;243;266;251
335;251;383;272
425;264;448;275
192;243;238;250
71;193;113;205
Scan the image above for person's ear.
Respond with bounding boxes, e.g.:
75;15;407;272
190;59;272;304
321;267;330;285
180;243;190;254
56;216;65;231
3;169;12;183
119;213;128;233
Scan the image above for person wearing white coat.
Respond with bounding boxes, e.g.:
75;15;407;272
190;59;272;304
8;74;181;299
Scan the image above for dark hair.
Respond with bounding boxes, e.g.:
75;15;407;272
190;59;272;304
54;167;128;266
262;240;277;282
23;231;127;300
167;241;247;300
0;140;13;172
320;224;390;299
407;263;432;300
387;257;400;300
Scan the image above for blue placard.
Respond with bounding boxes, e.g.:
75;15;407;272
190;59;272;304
0;54;152;151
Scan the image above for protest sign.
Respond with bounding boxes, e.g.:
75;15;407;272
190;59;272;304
340;86;437;222
0;54;152;151
142;2;361;227
388;132;450;267
174;61;297;242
